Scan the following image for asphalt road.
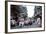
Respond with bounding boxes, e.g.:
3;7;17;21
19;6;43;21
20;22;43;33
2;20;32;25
11;22;41;29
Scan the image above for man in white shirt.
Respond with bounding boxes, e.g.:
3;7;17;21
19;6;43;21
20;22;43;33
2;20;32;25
37;18;41;27
18;17;24;27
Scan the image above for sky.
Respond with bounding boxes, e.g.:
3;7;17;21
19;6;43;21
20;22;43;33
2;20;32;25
26;6;35;17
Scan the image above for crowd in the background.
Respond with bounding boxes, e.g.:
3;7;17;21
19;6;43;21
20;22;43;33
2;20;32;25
11;17;33;27
11;17;41;27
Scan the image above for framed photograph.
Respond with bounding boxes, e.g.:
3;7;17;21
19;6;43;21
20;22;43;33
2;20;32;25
5;1;45;33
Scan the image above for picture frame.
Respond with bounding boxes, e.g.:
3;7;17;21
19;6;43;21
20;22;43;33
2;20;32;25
5;1;45;33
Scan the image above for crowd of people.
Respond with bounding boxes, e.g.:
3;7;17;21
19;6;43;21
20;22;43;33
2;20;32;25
11;17;41;28
11;17;33;27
